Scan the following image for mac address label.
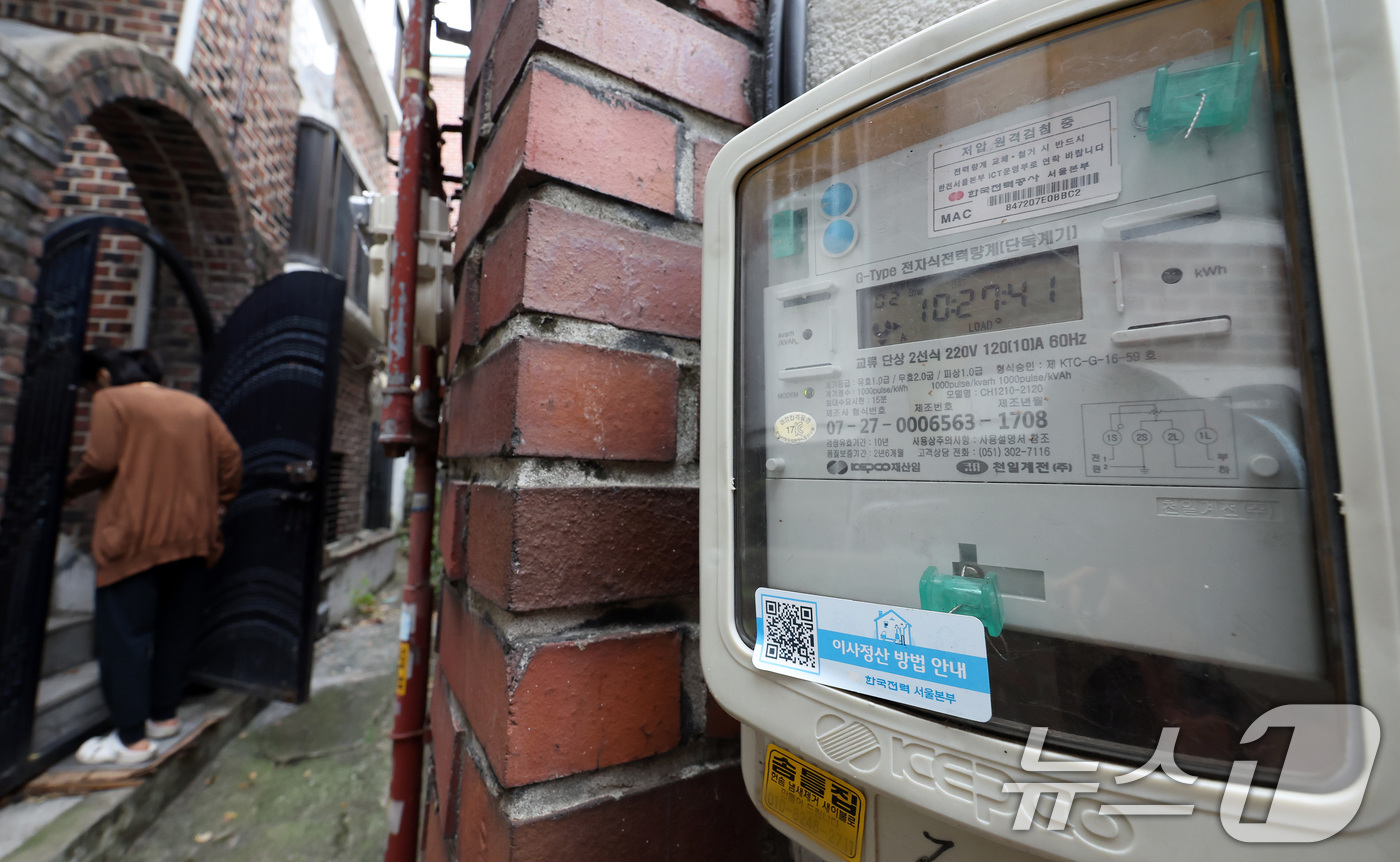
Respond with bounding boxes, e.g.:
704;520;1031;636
929;98;1121;237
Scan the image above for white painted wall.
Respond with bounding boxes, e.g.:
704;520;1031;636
805;0;987;90
291;0;340;115
363;0;405;101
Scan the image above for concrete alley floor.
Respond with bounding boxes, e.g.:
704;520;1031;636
121;570;407;862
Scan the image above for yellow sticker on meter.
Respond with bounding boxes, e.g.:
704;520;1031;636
761;744;866;861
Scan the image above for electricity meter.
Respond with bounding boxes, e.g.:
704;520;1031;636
699;0;1400;859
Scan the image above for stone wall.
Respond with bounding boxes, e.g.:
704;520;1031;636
804;0;984;89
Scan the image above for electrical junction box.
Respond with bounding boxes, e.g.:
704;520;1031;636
363;191;454;351
698;1;1400;860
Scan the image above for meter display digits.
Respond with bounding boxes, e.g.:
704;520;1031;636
857;248;1084;348
730;0;1350;778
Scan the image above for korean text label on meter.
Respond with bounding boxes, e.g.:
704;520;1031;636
762;744;866;862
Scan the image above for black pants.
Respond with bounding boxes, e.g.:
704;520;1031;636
94;557;205;745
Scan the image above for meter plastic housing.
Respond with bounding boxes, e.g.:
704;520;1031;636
699;0;1400;859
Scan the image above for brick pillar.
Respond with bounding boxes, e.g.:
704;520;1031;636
433;1;779;859
0;37;56;511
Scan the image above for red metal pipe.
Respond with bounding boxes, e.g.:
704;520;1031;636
379;0;432;457
385;345;439;862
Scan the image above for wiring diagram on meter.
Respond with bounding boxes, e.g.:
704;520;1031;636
1082;397;1237;478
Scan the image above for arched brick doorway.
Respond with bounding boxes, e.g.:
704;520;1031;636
41;35;266;389
0;215;348;795
0;25;272;794
0;24;268;483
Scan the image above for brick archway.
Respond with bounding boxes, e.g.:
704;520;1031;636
38;34;267;320
0;22;273;499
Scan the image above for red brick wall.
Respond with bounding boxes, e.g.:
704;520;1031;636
65;95;254;394
334;33;394;194
186;0;301;257
47;126;148;349
432;1;777;859
44;124;153;541
329;356;373;540
2;0;184;56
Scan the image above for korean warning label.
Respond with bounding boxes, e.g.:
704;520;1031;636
930;99;1120;236
762;744;866;862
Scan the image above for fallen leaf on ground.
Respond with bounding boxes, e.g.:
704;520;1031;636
302;769;312;778
204;774;217;786
236;782;249;790
194;832;213;844
248;771;257;780
223;811;238;821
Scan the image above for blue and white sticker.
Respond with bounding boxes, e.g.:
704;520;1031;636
754;588;992;722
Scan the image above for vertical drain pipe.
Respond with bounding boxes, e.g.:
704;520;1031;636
385;344;438;862
382;0;434;855
379;0;431;456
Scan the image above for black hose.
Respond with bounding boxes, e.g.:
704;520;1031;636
764;0;786;117
781;1;807;107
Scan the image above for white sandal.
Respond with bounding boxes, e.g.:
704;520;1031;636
146;718;182;740
75;731;156;765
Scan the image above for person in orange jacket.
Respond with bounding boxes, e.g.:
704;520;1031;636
65;347;242;765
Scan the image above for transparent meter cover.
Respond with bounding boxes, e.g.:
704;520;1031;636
733;0;1352;777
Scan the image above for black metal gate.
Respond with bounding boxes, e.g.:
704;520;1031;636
0;218;343;796
0;217;212;796
191;271;344;703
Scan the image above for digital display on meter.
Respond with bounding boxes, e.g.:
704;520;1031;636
729;0;1350;778
856;248;1083;348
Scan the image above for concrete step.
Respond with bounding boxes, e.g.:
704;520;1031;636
31;661;106;756
40;612;94;677
0;691;262;862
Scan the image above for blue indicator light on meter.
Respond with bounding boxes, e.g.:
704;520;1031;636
822;219;857;257
820;182;857;217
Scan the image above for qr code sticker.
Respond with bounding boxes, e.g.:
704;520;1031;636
762;597;818;671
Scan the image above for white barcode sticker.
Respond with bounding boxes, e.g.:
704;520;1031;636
754;587;992;722
929;99;1120;236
